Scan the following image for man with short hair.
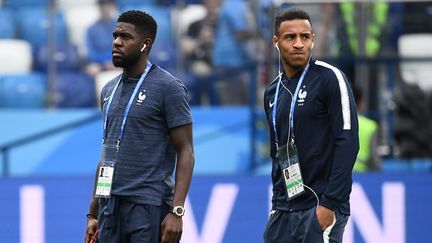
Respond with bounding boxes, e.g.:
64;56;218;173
85;0;118;77
84;10;194;243
263;8;359;242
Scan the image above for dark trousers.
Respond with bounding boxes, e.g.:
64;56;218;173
97;196;170;243
263;207;349;243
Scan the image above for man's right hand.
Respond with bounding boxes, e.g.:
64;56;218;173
84;218;98;243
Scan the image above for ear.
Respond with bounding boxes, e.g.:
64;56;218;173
141;39;152;53
140;44;147;52
273;35;279;50
311;34;315;49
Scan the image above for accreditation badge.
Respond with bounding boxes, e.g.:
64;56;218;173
95;144;118;198
277;142;305;200
95;160;115;198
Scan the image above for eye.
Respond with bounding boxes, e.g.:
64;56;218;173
301;34;311;40
286;34;296;40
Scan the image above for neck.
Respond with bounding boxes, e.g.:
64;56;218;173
283;58;310;79
123;58;148;78
284;66;302;79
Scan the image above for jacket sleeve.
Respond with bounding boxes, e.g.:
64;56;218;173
320;71;359;210
263;86;277;160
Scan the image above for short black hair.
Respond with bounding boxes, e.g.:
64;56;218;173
274;8;313;36
117;10;157;43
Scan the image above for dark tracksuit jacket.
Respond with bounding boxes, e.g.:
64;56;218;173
263;58;359;215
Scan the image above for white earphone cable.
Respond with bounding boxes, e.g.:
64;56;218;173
274;44;319;208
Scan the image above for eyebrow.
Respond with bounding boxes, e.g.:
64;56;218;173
113;29;132;35
285;31;312;35
283;32;311;37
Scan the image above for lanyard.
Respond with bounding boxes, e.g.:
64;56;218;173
271;63;310;148
103;62;152;146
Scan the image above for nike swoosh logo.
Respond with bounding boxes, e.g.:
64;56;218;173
269;100;275;108
103;96;110;102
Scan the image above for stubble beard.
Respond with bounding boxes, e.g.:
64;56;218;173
112;52;141;68
283;54;309;72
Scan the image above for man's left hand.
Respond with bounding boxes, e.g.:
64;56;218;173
316;205;335;230
160;213;182;243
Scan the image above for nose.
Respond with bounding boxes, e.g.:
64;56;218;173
293;36;304;49
113;36;121;47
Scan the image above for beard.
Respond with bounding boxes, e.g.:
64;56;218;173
112;51;141;68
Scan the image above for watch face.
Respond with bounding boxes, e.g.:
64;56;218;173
173;206;185;216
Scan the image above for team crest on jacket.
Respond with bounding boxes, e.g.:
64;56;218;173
136;90;146;105
297;85;307;105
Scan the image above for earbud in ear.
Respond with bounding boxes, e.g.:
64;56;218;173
274;43;280;51
140;44;147;52
311;42;314;49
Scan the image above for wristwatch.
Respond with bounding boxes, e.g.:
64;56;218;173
171;205;185;217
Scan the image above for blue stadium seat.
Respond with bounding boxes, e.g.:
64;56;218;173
4;0;50;10
150;40;177;74
34;43;81;72
52;72;96;108
158;0;201;6
0;73;46;108
0;9;16;39
15;7;68;50
116;0;157;9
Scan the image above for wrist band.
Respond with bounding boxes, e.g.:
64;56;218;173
86;213;97;220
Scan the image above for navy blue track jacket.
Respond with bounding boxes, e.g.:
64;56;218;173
263;59;359;215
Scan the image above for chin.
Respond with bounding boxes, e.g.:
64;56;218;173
112;59;125;68
291;58;308;67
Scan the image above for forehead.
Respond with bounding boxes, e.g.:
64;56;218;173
114;22;138;34
278;19;312;35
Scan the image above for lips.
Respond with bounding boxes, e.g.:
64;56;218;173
112;50;123;57
291;52;307;60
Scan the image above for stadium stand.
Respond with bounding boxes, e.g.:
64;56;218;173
0;73;46;108
121;5;172;43
0;0;430;176
51;71;96;108
15;7;69;51
63;5;100;58
3;0;50;10
150;40;178;74
116;0;157;9
34;43;81;72
121;5;177;73
171;4;206;38
0;8;15;38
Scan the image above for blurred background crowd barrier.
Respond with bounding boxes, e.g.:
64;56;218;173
0;0;431;242
1;174;431;243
